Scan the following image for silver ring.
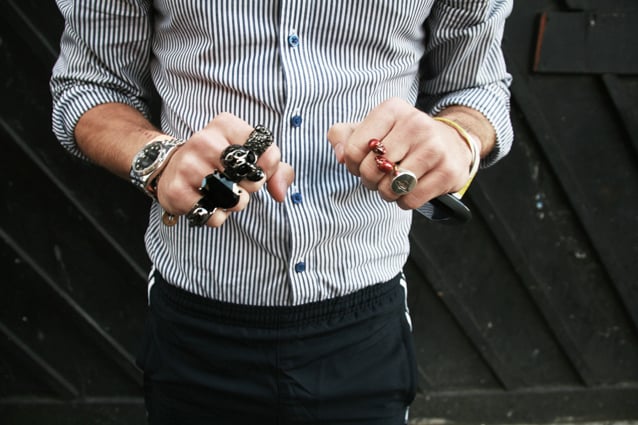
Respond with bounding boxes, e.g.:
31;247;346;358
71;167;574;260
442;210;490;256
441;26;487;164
186;199;217;227
244;125;273;155
220;145;264;182
391;168;417;195
219;125;272;182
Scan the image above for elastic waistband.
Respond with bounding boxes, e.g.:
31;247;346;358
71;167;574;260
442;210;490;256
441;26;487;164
152;272;403;329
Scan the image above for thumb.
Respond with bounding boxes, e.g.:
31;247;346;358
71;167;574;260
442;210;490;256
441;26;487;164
266;162;295;202
327;122;358;164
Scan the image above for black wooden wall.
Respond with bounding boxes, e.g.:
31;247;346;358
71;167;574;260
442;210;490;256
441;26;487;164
1;0;637;424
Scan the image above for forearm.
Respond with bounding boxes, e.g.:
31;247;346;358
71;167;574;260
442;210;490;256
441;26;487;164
74;103;167;180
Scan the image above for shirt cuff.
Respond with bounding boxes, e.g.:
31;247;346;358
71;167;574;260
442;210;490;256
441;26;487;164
419;81;514;168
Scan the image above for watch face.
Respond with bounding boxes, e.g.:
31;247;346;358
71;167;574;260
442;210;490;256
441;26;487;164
134;141;163;174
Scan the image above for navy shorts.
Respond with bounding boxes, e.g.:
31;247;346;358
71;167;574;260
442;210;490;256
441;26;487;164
136;273;417;425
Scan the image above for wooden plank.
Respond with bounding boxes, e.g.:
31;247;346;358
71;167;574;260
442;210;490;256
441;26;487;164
0;231;144;393
0;131;149;348
410;384;638;424
0;321;79;399
534;11;638;74
0;24;151;280
0;0;62;66
409;229;516;389
565;0;638;10
507;47;638;330
409;211;581;390
1;386;637;425
602;74;638;158
0;117;149;281
404;258;502;390
0;398;145;425
468;96;638;385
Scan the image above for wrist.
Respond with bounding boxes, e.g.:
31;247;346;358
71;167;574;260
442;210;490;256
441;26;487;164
129;136;186;199
435;106;496;158
433;117;481;197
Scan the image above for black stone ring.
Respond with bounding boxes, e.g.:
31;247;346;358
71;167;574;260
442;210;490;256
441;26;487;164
200;171;243;208
186;171;244;227
244;125;273;155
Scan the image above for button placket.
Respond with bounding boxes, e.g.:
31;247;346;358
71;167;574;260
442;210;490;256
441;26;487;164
279;10;312;300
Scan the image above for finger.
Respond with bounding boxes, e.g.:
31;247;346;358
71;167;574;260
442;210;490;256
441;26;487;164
218;123;281;194
266;162;295;202
176;180;251;229
236;142;283;194
395;167;452;211
327;122;358;163
159;116;283;225
371;124;441;201
342;98;413;176
202;112;256;147
386;122;473;207
205;208;231;228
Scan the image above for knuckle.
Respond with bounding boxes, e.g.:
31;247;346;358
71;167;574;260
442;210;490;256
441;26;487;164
403;109;423;127
213;111;235;126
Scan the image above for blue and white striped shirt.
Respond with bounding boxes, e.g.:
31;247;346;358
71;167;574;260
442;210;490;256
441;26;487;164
51;0;513;306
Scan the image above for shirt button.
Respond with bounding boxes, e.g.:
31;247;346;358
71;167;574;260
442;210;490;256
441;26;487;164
290;114;303;128
287;33;300;47
294;262;306;273
291;192;303;204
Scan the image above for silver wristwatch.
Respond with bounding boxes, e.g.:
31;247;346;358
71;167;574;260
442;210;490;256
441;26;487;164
129;138;185;198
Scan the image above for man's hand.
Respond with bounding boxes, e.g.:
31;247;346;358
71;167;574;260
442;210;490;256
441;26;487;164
327;98;492;210
156;113;294;227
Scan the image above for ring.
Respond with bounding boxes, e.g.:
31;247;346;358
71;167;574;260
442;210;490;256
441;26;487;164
391;167;417;195
220;145;265;182
200;171;243;208
186;198;218;227
244;125;273;155
368;138;418;195
186;171;244;227
219;125;272;182
368;138;386;155
162;211;178;227
375;156;395;174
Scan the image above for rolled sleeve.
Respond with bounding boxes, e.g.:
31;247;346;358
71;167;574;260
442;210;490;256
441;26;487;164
418;0;514;167
50;0;154;159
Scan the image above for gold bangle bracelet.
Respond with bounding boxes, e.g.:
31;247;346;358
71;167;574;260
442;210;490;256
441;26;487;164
434;117;481;197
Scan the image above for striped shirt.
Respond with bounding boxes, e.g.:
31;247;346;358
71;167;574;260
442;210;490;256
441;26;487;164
51;0;513;306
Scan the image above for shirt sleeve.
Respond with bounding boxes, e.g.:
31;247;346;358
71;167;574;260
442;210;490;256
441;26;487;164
50;0;155;159
418;0;514;167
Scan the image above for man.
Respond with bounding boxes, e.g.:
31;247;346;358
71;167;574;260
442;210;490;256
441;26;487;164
51;1;513;424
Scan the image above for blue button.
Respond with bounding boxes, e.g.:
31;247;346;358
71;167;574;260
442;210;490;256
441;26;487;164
291;192;303;204
287;33;300;47
294;262;306;273
290;114;302;128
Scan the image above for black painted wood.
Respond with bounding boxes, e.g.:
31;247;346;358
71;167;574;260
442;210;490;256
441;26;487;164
602;74;638;158
1;0;637;424
564;0;638;11
534;11;638;74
